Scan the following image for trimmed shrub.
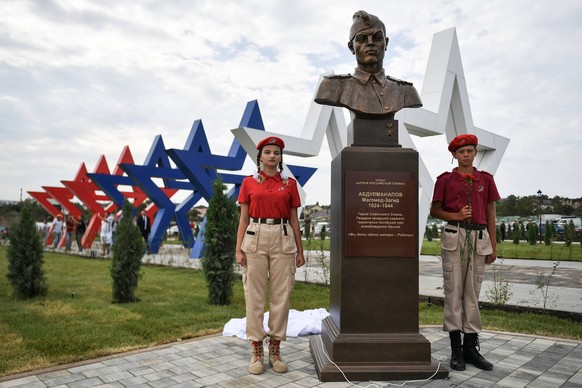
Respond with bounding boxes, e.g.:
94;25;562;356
564;220;575;247
425;225;433;242
431;223;439;239
527;223;536;245
544;220;552;246
201;177;239;305
6;201;47;298
111;200;145;303
512;222;520;245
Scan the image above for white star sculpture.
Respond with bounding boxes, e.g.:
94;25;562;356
232;27;510;248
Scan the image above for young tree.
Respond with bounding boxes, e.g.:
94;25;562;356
544;220;552;246
526;223;536;245
201;177;239;305
512;222;520;245
431;223;439;239
425;225;433;242
564;220;575;247
111;200;145;303
6;201;47;298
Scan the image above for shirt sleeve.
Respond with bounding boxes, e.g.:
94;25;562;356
487;176;501;203
288;179;301;208
238;178;250;204
432;174;447;203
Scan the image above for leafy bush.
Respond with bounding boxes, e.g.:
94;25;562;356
111;200;145;303
201;177;239;305
485;260;513;305
6;201;47;298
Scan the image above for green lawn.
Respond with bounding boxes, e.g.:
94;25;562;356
1;245;580;378
304;239;582;261
420;240;582;261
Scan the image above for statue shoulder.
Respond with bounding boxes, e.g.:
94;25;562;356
316;74;353;104
386;75;414;86
323;74;352;80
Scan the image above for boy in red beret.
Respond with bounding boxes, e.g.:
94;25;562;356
430;134;500;372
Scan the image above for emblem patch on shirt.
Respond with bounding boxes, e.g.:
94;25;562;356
478;185;485;192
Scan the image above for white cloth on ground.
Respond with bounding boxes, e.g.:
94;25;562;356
222;308;330;339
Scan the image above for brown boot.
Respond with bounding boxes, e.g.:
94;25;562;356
248;340;264;375
268;337;288;373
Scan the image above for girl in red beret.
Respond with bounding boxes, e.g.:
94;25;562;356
430;134;500;372
235;136;305;375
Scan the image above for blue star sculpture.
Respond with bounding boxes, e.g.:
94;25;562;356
167;100;317;258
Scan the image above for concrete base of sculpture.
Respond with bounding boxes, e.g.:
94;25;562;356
310;141;448;382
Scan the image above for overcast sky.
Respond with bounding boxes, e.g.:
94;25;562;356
1;1;581;208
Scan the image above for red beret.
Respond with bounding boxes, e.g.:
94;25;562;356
448;134;478;152
257;136;285;150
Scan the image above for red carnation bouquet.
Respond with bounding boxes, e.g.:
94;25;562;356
460;174;474;266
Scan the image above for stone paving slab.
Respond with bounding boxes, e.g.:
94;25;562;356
2;327;581;388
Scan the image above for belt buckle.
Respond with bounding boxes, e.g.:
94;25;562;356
266;218;275;225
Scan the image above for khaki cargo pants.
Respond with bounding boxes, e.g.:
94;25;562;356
241;222;297;342
440;224;493;333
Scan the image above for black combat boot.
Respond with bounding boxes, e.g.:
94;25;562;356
449;331;465;371
463;333;493;370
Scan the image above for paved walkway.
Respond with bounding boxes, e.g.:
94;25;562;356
1;249;581;387
2;327;581;387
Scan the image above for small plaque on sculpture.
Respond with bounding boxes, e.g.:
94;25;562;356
345;171;416;257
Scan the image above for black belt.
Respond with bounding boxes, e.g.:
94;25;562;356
448;221;486;231
252;218;289;225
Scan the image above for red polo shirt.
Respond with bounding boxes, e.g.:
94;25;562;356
238;172;301;218
432;168;500;225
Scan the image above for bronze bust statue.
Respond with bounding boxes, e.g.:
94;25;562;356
314;10;422;120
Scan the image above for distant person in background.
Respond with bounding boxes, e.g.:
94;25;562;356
75;215;86;253
41;218;50;246
65;215;75;252
430;134;500;372
136;209;151;253
111;214;119;247
500;221;506;241
99;212;113;256
52;214;63;249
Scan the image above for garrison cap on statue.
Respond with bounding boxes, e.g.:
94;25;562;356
349;10;386;41
256;136;285;150
448;134;478;152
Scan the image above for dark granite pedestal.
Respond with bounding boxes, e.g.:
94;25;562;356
309;119;449;382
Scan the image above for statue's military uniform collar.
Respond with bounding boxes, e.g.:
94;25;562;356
352;68;386;87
